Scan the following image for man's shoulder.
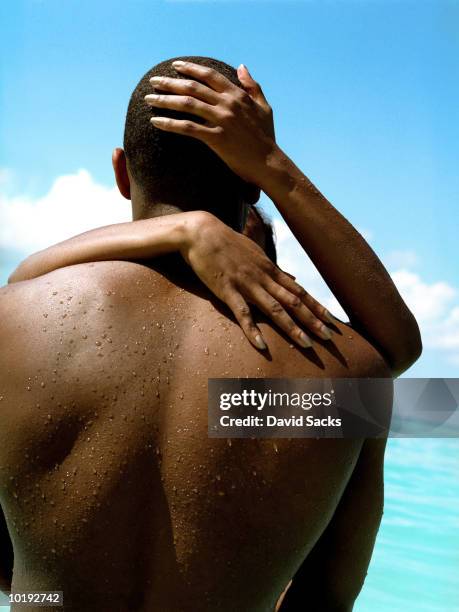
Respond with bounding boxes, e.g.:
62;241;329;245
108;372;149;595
2;260;166;304
249;318;393;380
0;260;170;341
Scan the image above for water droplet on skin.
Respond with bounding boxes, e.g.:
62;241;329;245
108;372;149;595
40;382;46;388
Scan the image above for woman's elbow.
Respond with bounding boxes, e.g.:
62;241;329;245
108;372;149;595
390;318;423;377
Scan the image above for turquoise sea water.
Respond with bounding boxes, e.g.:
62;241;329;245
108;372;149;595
356;438;459;612
1;438;458;612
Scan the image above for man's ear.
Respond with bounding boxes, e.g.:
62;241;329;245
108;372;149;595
112;148;131;200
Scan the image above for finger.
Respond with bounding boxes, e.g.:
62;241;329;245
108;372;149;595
172;60;236;93
237;64;270;107
247;285;312;349
263;279;333;341
145;94;220;123
277;267;296;281
149;116;220;142
272;268;309;299
224;291;268;350
298;291;337;326
149;76;219;105
273;269;336;327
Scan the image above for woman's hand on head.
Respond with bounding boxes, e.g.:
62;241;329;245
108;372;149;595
145;61;276;185
181;211;334;350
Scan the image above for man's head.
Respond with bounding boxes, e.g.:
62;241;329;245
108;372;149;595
116;56;260;230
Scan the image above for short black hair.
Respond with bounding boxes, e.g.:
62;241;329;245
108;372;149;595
124;56;248;229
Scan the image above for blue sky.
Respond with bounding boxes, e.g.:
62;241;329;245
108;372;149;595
1;0;458;377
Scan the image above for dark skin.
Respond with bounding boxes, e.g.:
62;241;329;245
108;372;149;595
145;61;422;375
0;261;392;611
0;60;420;610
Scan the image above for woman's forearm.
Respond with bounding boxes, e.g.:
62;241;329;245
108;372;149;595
258;145;422;375
8;213;195;284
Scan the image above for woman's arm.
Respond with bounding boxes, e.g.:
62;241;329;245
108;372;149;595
9;210;334;350
254;146;422;376
8;214;188;284
147;60;422;376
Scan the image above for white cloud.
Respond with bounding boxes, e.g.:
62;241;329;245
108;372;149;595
0;169;130;253
390;270;456;322
389;269;459;366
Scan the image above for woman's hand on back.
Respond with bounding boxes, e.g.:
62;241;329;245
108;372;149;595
181;211;333;350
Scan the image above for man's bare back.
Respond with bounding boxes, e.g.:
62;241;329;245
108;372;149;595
0;259;392;611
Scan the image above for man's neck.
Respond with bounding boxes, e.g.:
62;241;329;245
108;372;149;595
131;192;247;231
132;201;184;221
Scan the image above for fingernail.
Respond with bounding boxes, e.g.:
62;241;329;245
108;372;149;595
150;76;161;82
150;117;164;124
324;310;337;324
298;332;312;348
320;324;333;340
172;60;185;67
255;334;267;350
